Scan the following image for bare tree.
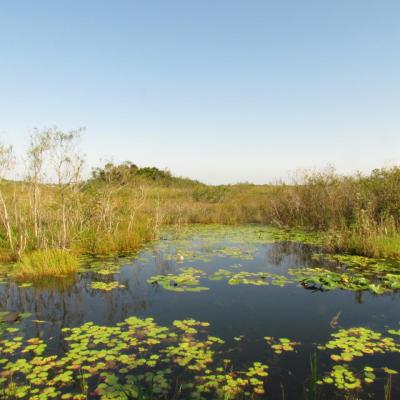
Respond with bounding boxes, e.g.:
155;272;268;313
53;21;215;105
26;129;52;246
127;185;147;233
0;142;15;251
48;127;85;248
92;160;131;234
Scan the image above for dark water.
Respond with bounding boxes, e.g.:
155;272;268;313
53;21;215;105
1;226;399;399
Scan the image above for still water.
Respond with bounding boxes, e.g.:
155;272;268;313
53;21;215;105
1;225;399;399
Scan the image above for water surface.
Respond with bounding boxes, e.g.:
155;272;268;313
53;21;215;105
1;225;399;399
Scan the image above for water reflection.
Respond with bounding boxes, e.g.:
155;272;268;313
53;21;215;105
0;236;399;398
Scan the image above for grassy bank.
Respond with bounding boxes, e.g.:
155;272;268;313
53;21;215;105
2;165;400;263
0;130;399;278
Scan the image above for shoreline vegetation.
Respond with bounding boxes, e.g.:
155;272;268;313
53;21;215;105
0;128;399;278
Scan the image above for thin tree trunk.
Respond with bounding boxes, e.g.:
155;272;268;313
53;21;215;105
0;190;13;251
62;200;67;249
33;183;39;242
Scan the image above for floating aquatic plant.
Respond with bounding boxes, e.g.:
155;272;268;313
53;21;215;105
91;281;125;291
0;316;271;399
363;366;376;384
383;367;398;375
315;327;400;392
78;253;139;275
96;269;119;276
228;271;268;286
311;253;399;273
319;365;362;390
159;224;322;265
17;282;33;288
209;268;234;281
264;336;299;354
209;269;290;287
289;266;396;294
309;253;400;293
318;327;400;362
147;267;209;292
388;329;400;336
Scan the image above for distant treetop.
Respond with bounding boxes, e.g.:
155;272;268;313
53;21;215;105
91;161;201;187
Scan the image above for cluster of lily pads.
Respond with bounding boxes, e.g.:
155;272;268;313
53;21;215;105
6;225;400;298
146;266;293;292
142;225;400;295
288;267;375;292
147;267;209;292
316;327;400;391
146;259;400;294
0;309;399;399
0;314;275;399
79;254;139;274
264;336;299;354
319;327;400;362
209;269;290;287
157;224;322;265
288;252;400;293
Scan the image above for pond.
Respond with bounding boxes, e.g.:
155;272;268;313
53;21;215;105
0;225;399;399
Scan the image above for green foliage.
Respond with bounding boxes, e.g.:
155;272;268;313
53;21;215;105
0;317;271;399
208;268;290;287
2;156;400;261
160;224;322;264
91;161;200;187
262;166;400;258
264;336;299;354
290;253;400;294
14;249;78;280
315;327;400;393
91;281;125;291
228;271;289;286
320;365;362;390
2;309;398;399
304;353;319;400
318;327;400;363
147;267;209;292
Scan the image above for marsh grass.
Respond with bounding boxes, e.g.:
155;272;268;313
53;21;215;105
1;157;400;266
15;249;79;279
304;352;319;400
384;371;394;400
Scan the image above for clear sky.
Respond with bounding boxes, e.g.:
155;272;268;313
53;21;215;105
1;1;399;184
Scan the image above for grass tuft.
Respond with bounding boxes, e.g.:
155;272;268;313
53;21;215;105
14;249;79;280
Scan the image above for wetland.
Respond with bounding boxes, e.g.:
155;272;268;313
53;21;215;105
1;225;399;399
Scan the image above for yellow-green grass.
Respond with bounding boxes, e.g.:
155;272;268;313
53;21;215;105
343;233;400;259
1;165;400;262
14;249;79;280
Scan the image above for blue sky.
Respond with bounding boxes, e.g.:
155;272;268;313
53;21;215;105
1;1;399;184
